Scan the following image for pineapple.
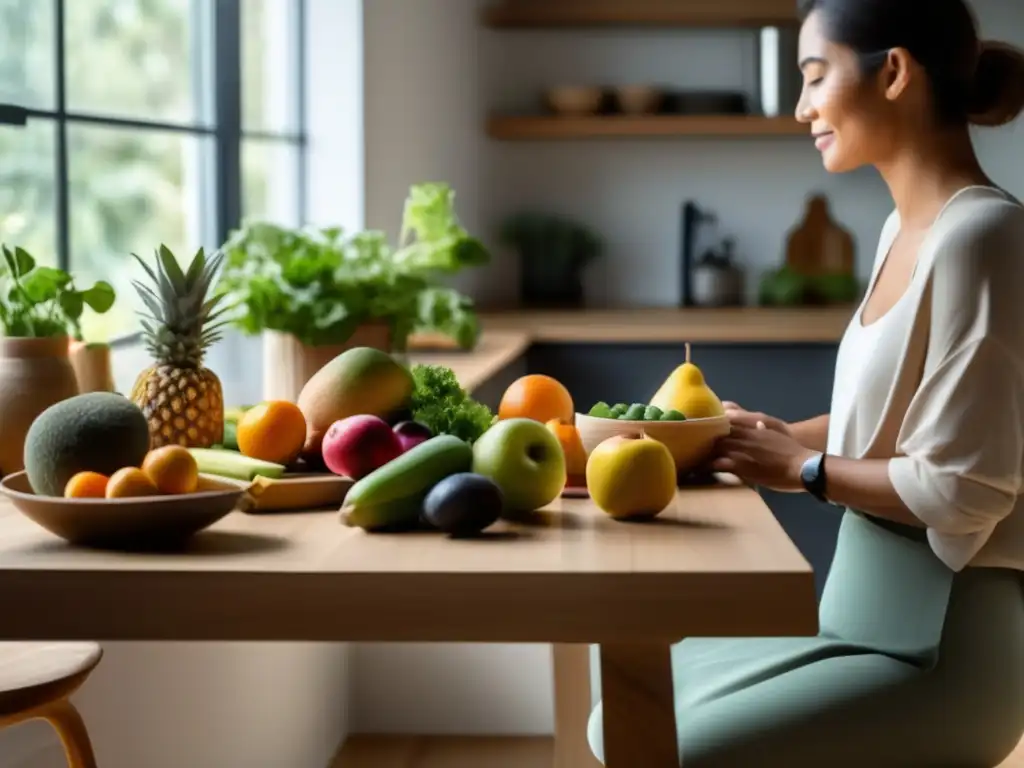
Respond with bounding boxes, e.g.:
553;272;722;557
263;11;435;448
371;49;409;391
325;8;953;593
130;245;229;449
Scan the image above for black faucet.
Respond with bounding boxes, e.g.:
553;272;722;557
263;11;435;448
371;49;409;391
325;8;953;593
680;201;718;307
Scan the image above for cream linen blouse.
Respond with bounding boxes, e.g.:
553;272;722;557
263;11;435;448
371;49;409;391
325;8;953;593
826;185;1024;572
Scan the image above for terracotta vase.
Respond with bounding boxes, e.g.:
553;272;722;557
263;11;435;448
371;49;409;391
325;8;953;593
69;342;116;393
261;323;393;402
0;336;80;477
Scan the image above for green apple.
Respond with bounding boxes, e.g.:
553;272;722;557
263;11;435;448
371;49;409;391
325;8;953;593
472;417;566;512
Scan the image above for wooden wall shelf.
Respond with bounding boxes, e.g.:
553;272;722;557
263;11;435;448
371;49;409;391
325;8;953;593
487;114;806;140
483;1;799;29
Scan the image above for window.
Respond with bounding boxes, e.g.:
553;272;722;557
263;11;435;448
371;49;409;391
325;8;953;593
0;0;306;341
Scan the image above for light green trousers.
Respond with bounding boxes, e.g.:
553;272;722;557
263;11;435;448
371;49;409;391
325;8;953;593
589;512;1024;767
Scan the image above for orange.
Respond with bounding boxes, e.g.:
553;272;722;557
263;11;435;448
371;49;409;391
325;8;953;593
142;445;199;495
236;400;307;465
64;471;109;499
545;418;589;483
105;467;159;499
498;375;574;424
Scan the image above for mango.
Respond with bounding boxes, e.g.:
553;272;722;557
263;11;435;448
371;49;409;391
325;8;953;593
297;347;414;454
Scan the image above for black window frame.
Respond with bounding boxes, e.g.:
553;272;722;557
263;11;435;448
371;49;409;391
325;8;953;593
0;0;307;322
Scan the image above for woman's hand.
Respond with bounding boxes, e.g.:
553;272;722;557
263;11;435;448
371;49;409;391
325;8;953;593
722;401;791;436
711;424;817;493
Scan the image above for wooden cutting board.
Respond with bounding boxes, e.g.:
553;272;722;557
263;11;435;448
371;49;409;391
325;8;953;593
244;473;353;513
785;194;855;278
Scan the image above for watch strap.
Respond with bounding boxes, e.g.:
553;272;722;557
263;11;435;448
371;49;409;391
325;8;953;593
800;452;829;503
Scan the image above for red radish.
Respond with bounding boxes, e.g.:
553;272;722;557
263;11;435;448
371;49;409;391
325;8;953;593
321;415;403;479
392;420;433;452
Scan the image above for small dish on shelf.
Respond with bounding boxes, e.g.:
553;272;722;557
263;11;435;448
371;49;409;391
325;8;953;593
0;471;250;550
544;86;605;116
613;85;663;115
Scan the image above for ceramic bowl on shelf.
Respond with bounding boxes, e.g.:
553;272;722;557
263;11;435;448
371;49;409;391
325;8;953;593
613;85;663;115
0;471;251;549
544;86;605;117
574;412;730;474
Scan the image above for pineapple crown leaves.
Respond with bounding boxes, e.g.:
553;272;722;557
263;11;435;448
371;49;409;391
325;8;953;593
131;245;232;365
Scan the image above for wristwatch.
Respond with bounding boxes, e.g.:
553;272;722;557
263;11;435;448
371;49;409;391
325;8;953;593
799;452;830;504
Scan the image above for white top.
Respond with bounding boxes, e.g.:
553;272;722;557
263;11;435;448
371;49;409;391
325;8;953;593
827;186;1024;572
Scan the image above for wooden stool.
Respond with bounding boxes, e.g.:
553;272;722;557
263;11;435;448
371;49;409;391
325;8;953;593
0;642;102;768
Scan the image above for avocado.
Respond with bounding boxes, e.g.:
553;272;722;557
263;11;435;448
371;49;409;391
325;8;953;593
24;392;152;497
422;472;504;537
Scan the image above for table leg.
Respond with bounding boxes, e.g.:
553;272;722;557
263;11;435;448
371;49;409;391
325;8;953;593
599;643;677;768
551;644;602;768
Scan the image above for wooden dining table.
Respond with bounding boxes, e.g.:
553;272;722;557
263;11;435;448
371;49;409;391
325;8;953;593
0;472;817;767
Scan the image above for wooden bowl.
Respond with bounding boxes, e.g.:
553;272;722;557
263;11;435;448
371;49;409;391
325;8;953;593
0;472;251;549
544;86;604;116
614;85;663;115
575;413;730;473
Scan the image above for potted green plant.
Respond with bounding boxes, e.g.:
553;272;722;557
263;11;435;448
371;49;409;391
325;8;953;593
500;212;602;308
0;245;116;475
217;182;490;401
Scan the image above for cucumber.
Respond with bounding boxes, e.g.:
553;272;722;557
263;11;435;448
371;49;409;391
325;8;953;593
189;448;286;481
342;434;473;531
219;420;239;451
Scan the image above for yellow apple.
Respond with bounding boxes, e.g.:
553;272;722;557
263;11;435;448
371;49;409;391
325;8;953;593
585;433;677;520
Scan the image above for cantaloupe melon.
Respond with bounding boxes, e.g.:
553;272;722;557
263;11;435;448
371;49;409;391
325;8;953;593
24;392;152;497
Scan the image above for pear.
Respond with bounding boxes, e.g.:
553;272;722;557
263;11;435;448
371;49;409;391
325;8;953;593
649;343;725;419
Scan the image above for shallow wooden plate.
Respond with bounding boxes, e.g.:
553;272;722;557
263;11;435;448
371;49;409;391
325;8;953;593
0;471;250;550
244;473;353;513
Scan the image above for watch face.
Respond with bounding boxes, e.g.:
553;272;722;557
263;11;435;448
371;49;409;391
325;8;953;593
800;455;820;486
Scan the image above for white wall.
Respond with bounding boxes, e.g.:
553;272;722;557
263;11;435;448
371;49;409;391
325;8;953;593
350;0;1024;736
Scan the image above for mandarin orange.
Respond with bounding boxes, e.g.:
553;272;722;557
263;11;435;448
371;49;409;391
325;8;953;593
498;375;574;424
64;471;109;499
236;400;307;465
106;467;160;498
142;445;199;495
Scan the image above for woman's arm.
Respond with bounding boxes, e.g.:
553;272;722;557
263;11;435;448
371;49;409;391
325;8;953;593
816;456;926;528
714;427;924;527
788;415;830;453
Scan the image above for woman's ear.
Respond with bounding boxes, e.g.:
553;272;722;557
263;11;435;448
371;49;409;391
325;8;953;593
882;47;915;102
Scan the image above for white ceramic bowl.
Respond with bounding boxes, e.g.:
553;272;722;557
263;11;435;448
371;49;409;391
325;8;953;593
575;412;730;474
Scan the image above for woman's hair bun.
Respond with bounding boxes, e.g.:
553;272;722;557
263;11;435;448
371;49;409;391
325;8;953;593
968;40;1024;127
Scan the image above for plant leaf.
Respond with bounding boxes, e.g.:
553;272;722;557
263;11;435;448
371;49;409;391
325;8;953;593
22;266;71;303
58;290;84;321
11;246;35;277
81;281;116;313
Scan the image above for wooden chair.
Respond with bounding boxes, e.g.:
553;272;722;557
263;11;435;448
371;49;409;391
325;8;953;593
0;642;102;768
